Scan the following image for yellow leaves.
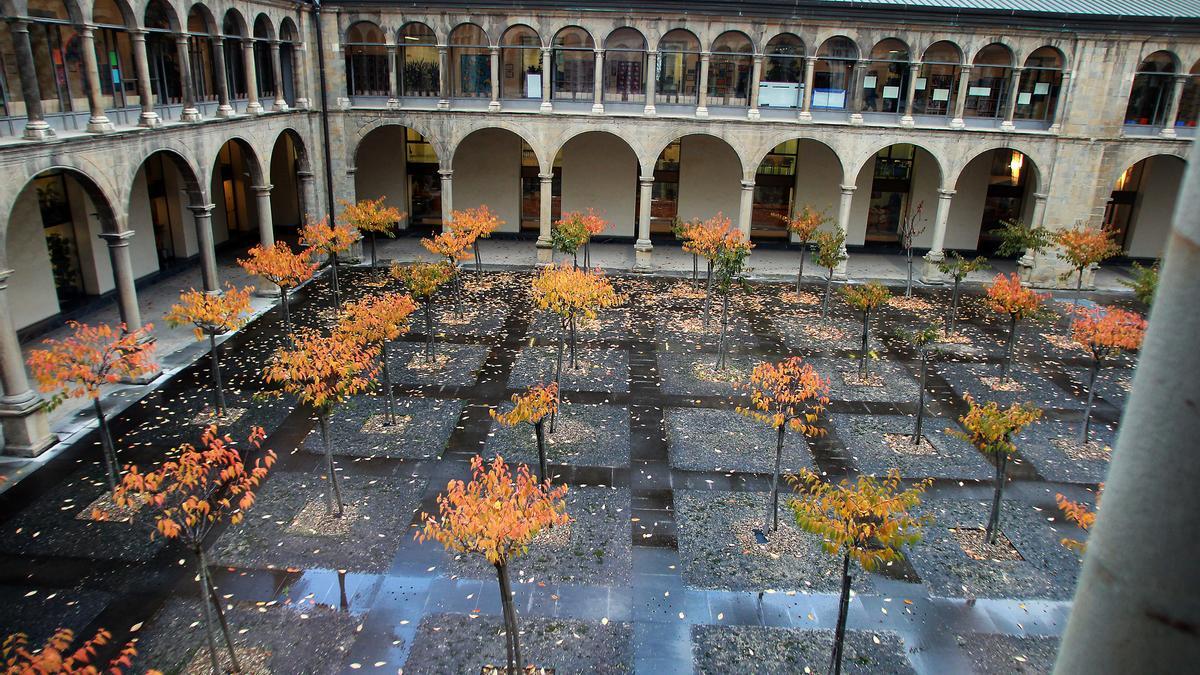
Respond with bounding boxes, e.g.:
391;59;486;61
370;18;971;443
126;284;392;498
340;197;404;236
491;383;558;427
300;215;359;255
737;357;830;432
448;205;504;240
238;242;319;288
262;328;379;411
841;282;892;313
949;394;1042;457
531;264;623;322
391;261;454;300
985;273;1048;320
1056;486;1100;554
677;214;734;260
336;292;419;346
165;283;253;339
1052;224;1121;271
26;321;157;405
777;204;828;241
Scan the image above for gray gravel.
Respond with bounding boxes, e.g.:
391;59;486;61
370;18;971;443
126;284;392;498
529;307;632;343
301;395;464;459
667;407;814;473
388;342;491;387
508;345;630;393
957;632;1060;674
692;625;914;674
938;362;1084;411
807;356;921;403
831;413;993;480
486;403;630;468
774;315;884;353
656;350;761;397
1013;421;1116;484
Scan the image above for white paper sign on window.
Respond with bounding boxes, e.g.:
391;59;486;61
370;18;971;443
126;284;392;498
968;86;991;97
1017;92;1033;105
759;81;801;107
915;78;927;90
812;88;847;109
932;88;950;101
863;76;877;88
526;73;542;99
1034;82;1051;95
882;86;900;99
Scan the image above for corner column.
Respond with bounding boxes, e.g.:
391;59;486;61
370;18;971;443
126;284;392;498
1048;69;1071;133
0;270;56;457
10;20;54;139
643;50;657;116
900;62;919;127
737;179;755;239
176;33;201;121
635;175;654;271
130;30;160;127
799;56;815;121
949;65;971;129
999;67;1022;131
212;37;235;117
591;48;605;114
297;170;317;221
243;38;263;114
437;45;450;109
696;51;710;117
188;204;220;292
386;45;399;106
834;184;855;278
537;172;553;263
270;40;288;111
920;188;955;284
540;48;553;113
80;26;115;132
438;169;454;231
1160;74;1187;138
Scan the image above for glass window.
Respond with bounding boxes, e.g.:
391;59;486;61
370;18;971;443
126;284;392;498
405;128;441;227
604;28;645;103
865;38;908;113
656;29;699;105
913;41;961;116
1016;46;1063;122
1125;51;1177;127
708;31;752;107
345;21;387;97
552;27;593;101
35;171;86;301
761;33;804;108
520;142;558;230
814;36;856;110
650;140;680;232
978;150;1029;248
867;144;915;243
145;0;181;105
399;23;438;97
187;8;217;102
28;0;84;114
1178;60;1200;128
450;23;490;98
501;25;541;99
252;16;273;97
222;12;247;99
965;43;1013;119
752;140;798;235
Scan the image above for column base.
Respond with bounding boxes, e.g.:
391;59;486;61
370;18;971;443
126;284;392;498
633;240;653;273
87;116;115;132
295;98;311;109
217;105;236;118
695;106;709;118
536;238;553;265
849;112;864;125
120;365;162;385
246;102;265;115
488;100;502;112
920;252;948;285
138;111;160;128
833;255;849;281
747;108;760;120
256;284;282;298
797;110;812;122
643;104;656;116
22;121;55;140
949;117;965;129
1160;127;1178;139
0;393;56;458
539;101;553;113
273;100;289;112
1000;120;1016;131
899;115;915;128
591;103;605;115
437;99;450;110
180;108;202;122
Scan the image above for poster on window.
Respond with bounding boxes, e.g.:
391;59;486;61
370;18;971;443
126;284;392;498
526;72;541;98
812;88;846;109
759;81;800;107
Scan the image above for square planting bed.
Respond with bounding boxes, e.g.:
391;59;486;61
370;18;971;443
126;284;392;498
1063;364;1135;410
210;471;427;573
429;302;510;339
656;307;760;351
937;362;1084;411
301;395;464;460
806;356;921;404
508;346;629;394
830;413;993;480
673;490;874;593
404;613;633;675
957;633;1060;674
529;307;632;343
906;499;1081;600
1013;421;1116;484
388;342;490;388
666;407;813;474
692;625;913;674
773;315;883;354
0;586;113;648
485;403;630;468
657;350;761;397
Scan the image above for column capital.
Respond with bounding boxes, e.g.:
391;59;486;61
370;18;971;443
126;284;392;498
175;33;189;45
437;45;448;54
840;184;857;194
0;268;12;288
188;203;216;216
438;168;453;178
594;47;605;55
753;53;764;63
700;51;711;59
251;184;274;196
639;175;655;185
213;35;225;47
646;49;658;56
297;169;315;180
1033;192;1048;201
80;24;96;37
129;28;146;40
909;61;921;70
98;230;136;246
1174;73;1189;85
937;188;956;198
7;18;30;33
740;179;756;190
541;46;552;55
538;172;554;181
804;55;817;64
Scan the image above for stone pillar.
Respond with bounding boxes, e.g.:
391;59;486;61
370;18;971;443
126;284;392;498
130;30;160;127
540;48;553;113
270;40;288;111
643;50;657;116
386;45;399;105
188;204;220;292
10;20;54;139
97;231;144;331
635;175;654;271
920;188;955;283
488;46;501;111
849;59;867;124
746;54;763;120
175;34;201;122
537;172;553;263
591;48;605;114
212;37;235;117
293;43;311;109
438;169;453;231
696;51;710;117
437;46;450;109
900;62;919;127
737;179;755;239
834;184;855;278
1048;69;1070;134
297;170;317;221
0;270;55;457
1016;192;1049;283
251;184;275;247
80;26;114;132
1000;67;1022;131
1160;74;1187;138
243;39;263;114
799;56;815;121
950;65;971;129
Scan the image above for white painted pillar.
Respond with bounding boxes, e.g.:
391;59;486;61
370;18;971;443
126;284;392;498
591;48;605;114
540;48;553;113
920;188;955;284
696;51;710;117
834;184;855;278
950;65;971;129
439;169;454;232
0;270;55;457
900;62;919;128
489;46;501;112
737;179;755;239
644;50;657;116
635;174;654;271
747;54;762;120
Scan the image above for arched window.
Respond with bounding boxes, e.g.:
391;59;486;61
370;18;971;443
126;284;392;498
22;0;86;117
814;36;857;110
252;15;274;98
965;43;1013;119
187;6;218;104
449;24;490;98
761;33;804;109
656;28;700;106
92;0;136;112
552;26;594;101
865;38;908;114
279;19;299;106
144;0;181;109
1124;51;1177;127
399;22;438;97
604;28;646;103
222;11;248;99
345;21;387;97
913;41;961;116
1015;46;1063;123
1178;60;1200;129
709;31;752;107
501;25;540;100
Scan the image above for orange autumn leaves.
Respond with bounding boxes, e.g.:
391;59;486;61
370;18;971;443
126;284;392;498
531;264;623;324
985;272;1048;320
678;213;737;261
27;321;156;409
737;357;829;434
422;205;505;262
262;328;379;412
1070;306;1146;358
949;394;1042;458
1;627;153;675
164;284;253;339
340;197;404;237
300;216;359;256
491;383;559;428
238;242;318;290
336;292;418;346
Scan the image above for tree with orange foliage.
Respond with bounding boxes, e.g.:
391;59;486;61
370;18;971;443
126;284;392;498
737;357;829;536
551;209;607;269
300;216;360;311
341;198;404;268
237;241;318;332
336;292;418;426
27;321;156;491
114;425;274;675
391;261;454;363
841;281;892;377
421;229;473;312
787;469;931;675
165;284;253;416
1056;485;1101;555
531;264;622;394
711;231;754;370
416;455;569;674
948;395;1042;544
683;214;735;326
672;218;704;283
490;383;558;482
1052;224;1121;298
447;205;503;274
2;627;150;674
777;204;828;293
1070;306;1146;443
263;329;378;516
985;273;1049;380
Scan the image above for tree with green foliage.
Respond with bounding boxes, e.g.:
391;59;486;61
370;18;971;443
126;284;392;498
996;219;1051;259
1120;261;1158;307
902;323;941;444
936;252;990;335
814;229;848;319
712;233;754;371
841;282;891;377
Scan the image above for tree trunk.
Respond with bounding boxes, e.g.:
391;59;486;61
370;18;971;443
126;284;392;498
568;311;578;370
1079;356;1101;445
1001;314;1018;380
765;425;786;533
692;253;698;284
584;241;590;268
858;310;871;377
495;562;524;673
424;304;435;363
329;251;340;311
474;239;482;275
380;342;395;425
914;352;928;444
905;249;914;298
93;399;119;493
829;552;853;675
715;293;730;371
822;268;834;319
551;332;565;434
208;332;226;415
280;287;291;334
703;261;715;327
948;277;962;334
201;549;242;674
319;413;344;517
572;250;578;270
534;420;548;484
195;550;225;675
796;245;806;293
369;232;378;268
985;452;1008;544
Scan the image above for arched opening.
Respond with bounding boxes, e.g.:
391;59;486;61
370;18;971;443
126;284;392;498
1016;46;1063;124
345;21;388;98
279;18;299;106
649;135;741;237
15;0;87;122
355;125;440;231
552;26;594;102
604;27;646;104
500;25;541;101
398;22;438;98
449;23;491;99
130;151;202;271
656;29;700;107
210;138;261;247
1177;60;1200;129
865;38;909;114
1124;51;1177;128
853;143;940;247
752;139;841;241
553;132;638;237
951;148;1039;252
1104;155;1186;258
221;10;248;102
814;36;858;111
708;31;753;107
965;43;1015;120
252;14;275;101
913;41;962;117
452;128;537;233
761;33;804;110
269;130;308;235
92;0;136;114
144;0;182;113
187;5;219;110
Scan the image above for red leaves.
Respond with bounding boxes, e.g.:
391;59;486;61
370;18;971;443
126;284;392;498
300;215;359;255
26;321;156;409
985;273;1048;320
1070;306;1146;358
262;329;379;412
1;627;152;674
336;292;419;346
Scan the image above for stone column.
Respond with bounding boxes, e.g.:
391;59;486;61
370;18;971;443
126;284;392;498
950;65;971;129
97;231;144;331
1015;191;1050;282
537;172;554;263
900;62;919;127
250;185;281;296
80;26;114;132
0;270;55;457
438;169;454;231
297;170;317;221
386;45;398;105
293;43;311;109
488;46;501;111
999;67;1022;131
747;54;763;120
437;45;450;109
799;55;815;121
1049;69;1071;133
10;20;54;139
130;30;160;127
696;51;710;117
920;188;955;283
270;40;288;111
188;204;220;292
834;184;855;278
212;37;234;117
591;48;605;114
635;175;655;271
737;179;755;239
643;50;657;116
540;48;553;113
849;59;867;124
243;39;263;114
175;34;201;121
1160;74;1187;138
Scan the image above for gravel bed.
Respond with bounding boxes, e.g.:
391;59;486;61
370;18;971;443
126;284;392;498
301;395;464;460
806;356;921;404
529;307;632;343
656;308;760;350
404;613;632;675
1063;364;1135;409
937;362;1084;411
830;413;993;480
431;302;510;339
774;315;884;353
508;345;630;394
1013;421;1116;484
0;586;113;648
906;499;1081;600
210;471;427;573
957;633;1060;674
692;625;914;674
117;385;294;448
666;407;814;473
656;350;761;397
485;403;630;468
388;342;491;387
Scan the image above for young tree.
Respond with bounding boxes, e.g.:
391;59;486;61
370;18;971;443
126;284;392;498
391;262;454;363
421;229;473;313
1052;224;1122;299
672;218;703;283
340;197;404;268
901;324;941;445
579;209;608;268
1120;261;1158;307
237;241;319;332
551;210;605;269
777;205;828;294
263;329;378;516
814;229;848;319
787;469;932;675
896;201;927;297
984;273;1049;381
336;293;419;426
113;425;274;675
936;252;989;335
736;357;829;536
300;216;360;311
27;322;156;492
416;456;569;674
1069;306;1146;443
1056;486;1101;555
448;205;504;274
531;263;621;380
996;219;1051;260
688;214;735;326
841;282;891;377
490;382;559;483
1;627;146;674
948;395;1042;544
711;232;754;371
164;284;253;416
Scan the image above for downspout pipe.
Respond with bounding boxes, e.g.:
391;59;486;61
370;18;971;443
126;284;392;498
308;0;337;225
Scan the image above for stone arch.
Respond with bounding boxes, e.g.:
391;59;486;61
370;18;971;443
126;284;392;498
210;136;264;246
847;142;943;247
143;0;180;31
92;0;136;27
252;12;274;41
850;141;944;188
645;133;743;232
221;6;247;37
1104;153;1187;258
451;127;540;234
186;1;217;33
350;118;443;169
552;130;640;237
354;123;442;230
279;15;298;42
550;126;648;175
127;149;207;267
949;146;1042;251
268;129;309;230
1136;47;1181;71
947;141;1047;190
